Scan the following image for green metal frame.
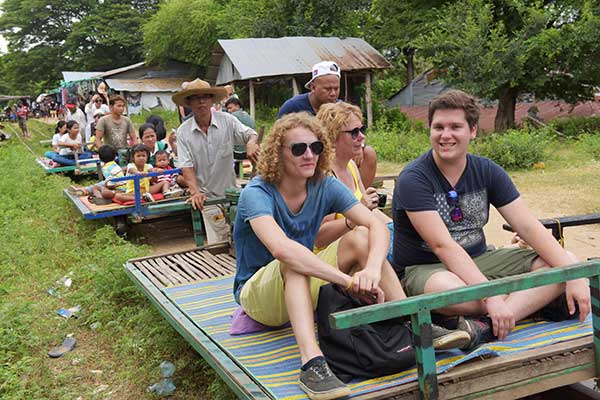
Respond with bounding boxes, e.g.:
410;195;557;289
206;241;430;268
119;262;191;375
330;260;600;399
123;262;271;400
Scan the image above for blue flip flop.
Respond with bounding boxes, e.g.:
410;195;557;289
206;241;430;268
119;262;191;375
48;337;77;358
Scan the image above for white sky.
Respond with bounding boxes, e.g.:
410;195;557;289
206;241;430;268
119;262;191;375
0;4;5;54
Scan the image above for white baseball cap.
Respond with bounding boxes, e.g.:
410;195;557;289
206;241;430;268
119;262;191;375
305;61;341;89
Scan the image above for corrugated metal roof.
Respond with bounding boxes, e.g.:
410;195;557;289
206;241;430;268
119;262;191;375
101;62;146;78
212;37;390;85
61;71;102;82
105;78;186;92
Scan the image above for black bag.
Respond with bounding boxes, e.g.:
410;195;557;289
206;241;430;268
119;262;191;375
316;284;416;382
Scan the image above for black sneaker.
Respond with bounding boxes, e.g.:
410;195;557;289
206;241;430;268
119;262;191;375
534;293;579;322
431;323;471;350
299;357;350;400
457;316;495;351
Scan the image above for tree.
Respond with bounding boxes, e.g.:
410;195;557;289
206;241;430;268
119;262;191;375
143;0;371;68
0;0;159;94
368;0;447;83
67;0;160;71
418;0;600;131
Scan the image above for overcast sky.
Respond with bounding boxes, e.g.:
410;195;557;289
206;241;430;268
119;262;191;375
0;4;5;54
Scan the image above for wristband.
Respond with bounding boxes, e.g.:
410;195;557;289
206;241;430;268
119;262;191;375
344;217;353;230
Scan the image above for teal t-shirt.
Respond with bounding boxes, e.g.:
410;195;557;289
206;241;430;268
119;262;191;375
233;175;358;302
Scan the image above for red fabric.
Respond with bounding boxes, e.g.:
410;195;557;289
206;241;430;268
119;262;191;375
111;193;164;205
16;106;28;118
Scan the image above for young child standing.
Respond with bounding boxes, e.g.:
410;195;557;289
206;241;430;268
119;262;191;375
114;144;168;203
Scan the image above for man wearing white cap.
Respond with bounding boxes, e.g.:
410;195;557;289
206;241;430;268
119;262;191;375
278;61;341;118
278;61;378;188
172;79;260;242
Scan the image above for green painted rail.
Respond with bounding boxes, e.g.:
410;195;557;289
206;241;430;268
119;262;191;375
330;260;600;399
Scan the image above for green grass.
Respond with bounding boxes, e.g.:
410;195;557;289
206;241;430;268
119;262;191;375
0;121;234;399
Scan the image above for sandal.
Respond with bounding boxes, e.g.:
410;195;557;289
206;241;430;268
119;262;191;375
48;337;77;358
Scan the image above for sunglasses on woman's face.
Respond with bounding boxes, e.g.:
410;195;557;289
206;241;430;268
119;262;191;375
446;190;463;222
287;141;325;157
343;126;366;140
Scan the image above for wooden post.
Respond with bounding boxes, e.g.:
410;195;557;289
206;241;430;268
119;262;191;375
365;72;373;128
344;73;349;102
249;80;255;120
121;91;129;115
292;77;299;96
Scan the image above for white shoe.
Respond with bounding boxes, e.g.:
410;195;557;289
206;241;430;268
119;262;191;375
143;193;155;202
164;188;184;199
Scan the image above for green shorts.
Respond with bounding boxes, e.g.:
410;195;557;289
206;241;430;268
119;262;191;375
239;239;340;327
402;248;539;297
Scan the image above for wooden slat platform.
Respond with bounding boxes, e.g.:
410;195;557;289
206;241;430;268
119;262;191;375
126;246;599;399
128;243;235;288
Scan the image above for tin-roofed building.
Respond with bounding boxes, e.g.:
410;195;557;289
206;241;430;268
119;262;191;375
208;37;391;126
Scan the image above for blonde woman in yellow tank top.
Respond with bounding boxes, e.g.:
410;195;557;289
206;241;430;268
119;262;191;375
315;102;394;258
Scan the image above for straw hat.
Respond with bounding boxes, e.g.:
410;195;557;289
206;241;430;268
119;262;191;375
97;82;108;95
172;78;228;107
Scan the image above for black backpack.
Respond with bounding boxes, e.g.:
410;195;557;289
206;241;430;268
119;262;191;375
316;284;416;383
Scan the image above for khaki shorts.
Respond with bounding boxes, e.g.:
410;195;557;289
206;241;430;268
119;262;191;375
402;248;539;297
239;239;340;327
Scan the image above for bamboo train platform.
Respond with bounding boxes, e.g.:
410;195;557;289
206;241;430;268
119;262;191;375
124;241;600;400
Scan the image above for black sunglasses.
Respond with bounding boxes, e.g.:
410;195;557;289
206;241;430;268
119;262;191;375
343;126;366;140
446;190;463;223
288;141;325;157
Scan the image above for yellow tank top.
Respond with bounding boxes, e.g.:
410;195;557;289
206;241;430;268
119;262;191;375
334;161;362;220
314;161;363;252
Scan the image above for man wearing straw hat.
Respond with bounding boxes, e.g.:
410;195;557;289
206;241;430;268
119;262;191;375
172;79;260;242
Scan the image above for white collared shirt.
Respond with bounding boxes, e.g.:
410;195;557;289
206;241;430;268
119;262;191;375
176;110;257;196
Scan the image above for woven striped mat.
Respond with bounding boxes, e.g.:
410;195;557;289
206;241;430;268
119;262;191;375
164;275;592;400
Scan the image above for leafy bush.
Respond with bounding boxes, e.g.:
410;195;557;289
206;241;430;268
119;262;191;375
369;107;430;162
471;129;550;169
578;134;600;160
549;116;600;137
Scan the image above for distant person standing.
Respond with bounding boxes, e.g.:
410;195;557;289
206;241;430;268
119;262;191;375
16;100;30;138
66;102;87;141
84;94;110;143
95;95;138;151
278;61;378;188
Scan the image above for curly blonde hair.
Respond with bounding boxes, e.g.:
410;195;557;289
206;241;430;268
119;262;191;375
257;112;332;185
316;102;363;144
